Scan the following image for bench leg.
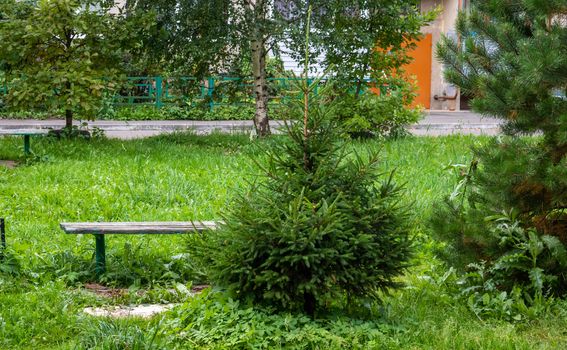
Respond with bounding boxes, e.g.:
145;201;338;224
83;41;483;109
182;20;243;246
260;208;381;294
23;135;30;155
0;218;5;261
94;235;106;277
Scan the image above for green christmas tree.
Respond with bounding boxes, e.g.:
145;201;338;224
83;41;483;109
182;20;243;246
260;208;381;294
190;11;413;315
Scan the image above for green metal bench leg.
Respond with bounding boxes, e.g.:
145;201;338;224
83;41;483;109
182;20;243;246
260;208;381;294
23;135;30;155
0;218;5;261
94;234;106;277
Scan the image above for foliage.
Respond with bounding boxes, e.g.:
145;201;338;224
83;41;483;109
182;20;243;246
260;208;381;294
434;0;567;300
127;0;437;136
0;0;154;128
165;290;399;349
100;104;256;121
285;1;432;139
285;0;437;91
129;0;289;135
432;138;567;293
459;262;552;322
333;78;422;138
124;0;232;78
453;209;567;320
188;62;412;314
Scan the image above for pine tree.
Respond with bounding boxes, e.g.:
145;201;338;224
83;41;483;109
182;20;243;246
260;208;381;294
437;0;566;239
438;1;566;144
434;0;567;296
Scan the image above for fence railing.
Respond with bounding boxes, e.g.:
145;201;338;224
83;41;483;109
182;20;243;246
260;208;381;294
113;76;332;110
1;76;387;111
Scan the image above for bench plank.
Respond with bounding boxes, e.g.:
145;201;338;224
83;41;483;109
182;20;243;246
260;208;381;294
0;129;50;136
60;221;218;234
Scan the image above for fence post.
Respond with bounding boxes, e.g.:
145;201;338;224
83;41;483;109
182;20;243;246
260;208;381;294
155;76;163;109
0;218;5;261
208;77;215;111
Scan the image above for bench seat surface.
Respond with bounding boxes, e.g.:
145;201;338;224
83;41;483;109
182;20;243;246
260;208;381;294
61;221;218;234
0;129;50;136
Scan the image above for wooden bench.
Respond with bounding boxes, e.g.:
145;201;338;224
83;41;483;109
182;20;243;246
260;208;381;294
60;221;218;277
0;129;50;155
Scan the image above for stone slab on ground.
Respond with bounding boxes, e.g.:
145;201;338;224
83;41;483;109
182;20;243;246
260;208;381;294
0;160;17;168
83;304;177;319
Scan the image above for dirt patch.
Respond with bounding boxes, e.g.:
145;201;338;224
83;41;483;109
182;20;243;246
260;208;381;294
84;283;129;298
82;284;210;318
0;160;17;168
84;283;210;298
191;284;209;293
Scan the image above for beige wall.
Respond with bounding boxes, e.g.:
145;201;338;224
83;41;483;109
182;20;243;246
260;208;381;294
421;0;461;110
109;0;126;15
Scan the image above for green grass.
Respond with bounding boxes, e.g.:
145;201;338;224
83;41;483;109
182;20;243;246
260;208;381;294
0;133;565;349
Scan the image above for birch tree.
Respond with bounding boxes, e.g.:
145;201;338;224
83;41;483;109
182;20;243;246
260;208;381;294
130;0;287;137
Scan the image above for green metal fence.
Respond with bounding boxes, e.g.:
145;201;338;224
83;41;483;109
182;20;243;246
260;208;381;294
112;76;327;111
1;76;385;111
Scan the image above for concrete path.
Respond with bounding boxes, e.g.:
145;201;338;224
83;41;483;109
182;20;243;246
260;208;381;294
0;110;502;139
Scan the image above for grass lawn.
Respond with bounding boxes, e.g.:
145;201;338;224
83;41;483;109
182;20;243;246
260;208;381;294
0;133;566;349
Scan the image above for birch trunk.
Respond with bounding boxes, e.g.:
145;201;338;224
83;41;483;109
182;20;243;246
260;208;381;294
250;0;271;137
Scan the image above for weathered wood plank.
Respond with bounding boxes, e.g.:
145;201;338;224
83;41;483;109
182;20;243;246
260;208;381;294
60;221;219;235
0;129;50;136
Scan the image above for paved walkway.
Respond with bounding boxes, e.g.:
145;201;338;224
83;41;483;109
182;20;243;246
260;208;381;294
0;110;502;139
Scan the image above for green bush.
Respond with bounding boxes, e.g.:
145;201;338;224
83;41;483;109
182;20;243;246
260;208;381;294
333;83;422;138
0;109;54;119
455;211;567;318
102;104;255;121
431;139;567;295
189;78;412;315
0;103;256;121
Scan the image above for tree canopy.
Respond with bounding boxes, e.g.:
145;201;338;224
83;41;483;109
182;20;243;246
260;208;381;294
0;0;154;128
128;0;435;136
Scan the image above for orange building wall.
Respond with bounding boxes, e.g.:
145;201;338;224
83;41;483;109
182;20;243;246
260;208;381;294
403;34;432;109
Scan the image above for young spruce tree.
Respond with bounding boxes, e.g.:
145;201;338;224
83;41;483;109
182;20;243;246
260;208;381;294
191;10;412;316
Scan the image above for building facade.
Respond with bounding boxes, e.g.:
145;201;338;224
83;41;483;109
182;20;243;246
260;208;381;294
407;0;470;111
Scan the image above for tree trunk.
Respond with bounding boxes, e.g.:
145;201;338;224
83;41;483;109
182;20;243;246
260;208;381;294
303;291;316;317
65;109;73;129
65;80;73;129
250;1;271;137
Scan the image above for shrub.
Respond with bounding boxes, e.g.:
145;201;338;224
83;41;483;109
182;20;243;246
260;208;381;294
431;139;567;295
100;104;255;121
333;81;422;139
189;74;412;315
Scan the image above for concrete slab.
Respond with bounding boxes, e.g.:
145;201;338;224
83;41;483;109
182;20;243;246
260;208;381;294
83;304;177;319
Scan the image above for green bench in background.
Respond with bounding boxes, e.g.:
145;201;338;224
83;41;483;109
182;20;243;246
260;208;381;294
60;221;218;277
0;129;50;155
